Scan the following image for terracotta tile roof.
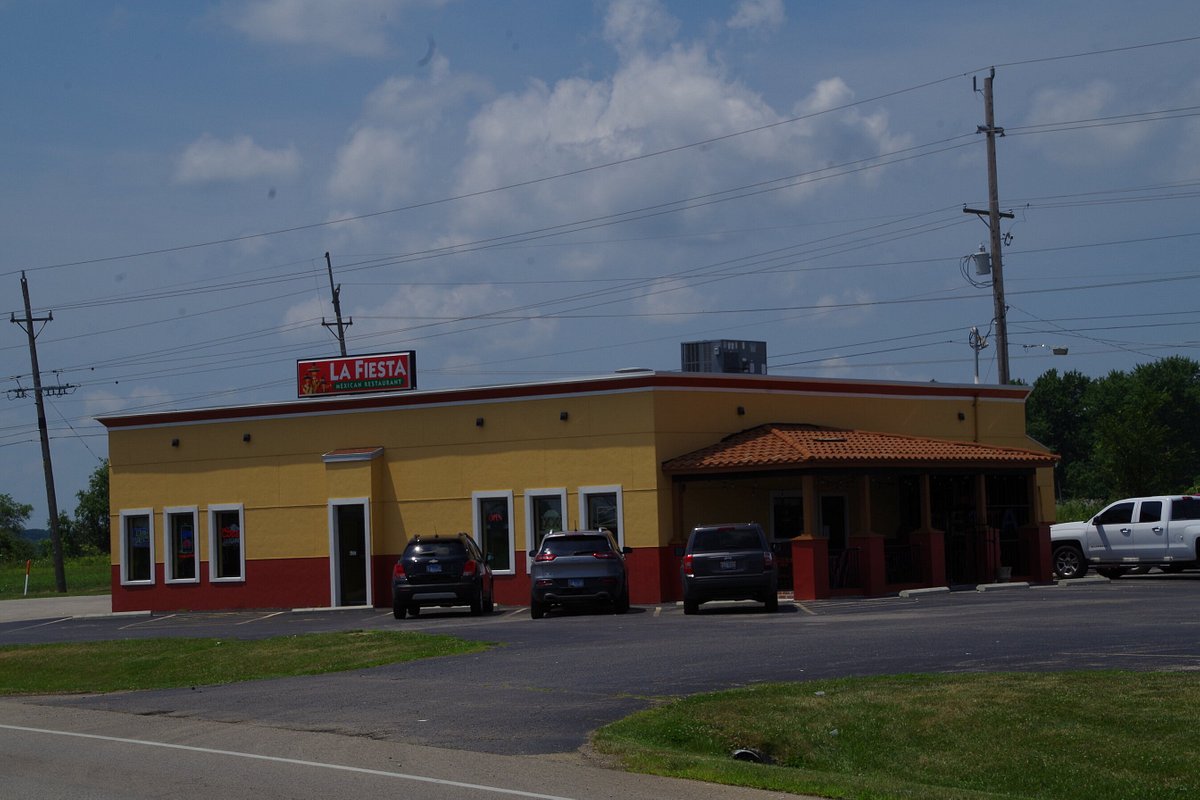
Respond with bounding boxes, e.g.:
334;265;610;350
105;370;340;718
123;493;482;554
662;423;1058;474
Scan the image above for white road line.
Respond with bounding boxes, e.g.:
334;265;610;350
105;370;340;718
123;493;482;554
795;602;816;616
0;723;577;800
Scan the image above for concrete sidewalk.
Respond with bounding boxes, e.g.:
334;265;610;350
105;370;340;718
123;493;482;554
0;594;113;623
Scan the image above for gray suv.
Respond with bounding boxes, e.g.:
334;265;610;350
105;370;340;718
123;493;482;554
529;530;632;618
681;523;778;614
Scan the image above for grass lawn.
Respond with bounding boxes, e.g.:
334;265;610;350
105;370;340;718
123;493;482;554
594;671;1200;800
0;554;111;599
0;630;490;694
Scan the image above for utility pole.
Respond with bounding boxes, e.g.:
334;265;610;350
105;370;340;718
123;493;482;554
10;272;67;592
974;68;1011;384
964;71;1014;384
321;252;351;357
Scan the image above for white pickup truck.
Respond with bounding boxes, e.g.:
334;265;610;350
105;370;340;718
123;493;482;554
1050;495;1200;579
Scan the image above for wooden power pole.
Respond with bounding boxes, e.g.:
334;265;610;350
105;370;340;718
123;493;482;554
10;272;67;592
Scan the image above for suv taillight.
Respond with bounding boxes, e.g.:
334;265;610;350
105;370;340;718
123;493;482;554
763;551;775;571
682;554;694;577
393;561;406;579
534;552;557;562
462;560;477;577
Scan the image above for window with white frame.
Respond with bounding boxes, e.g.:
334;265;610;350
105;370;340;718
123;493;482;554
119;509;155;585
209;504;245;582
525;488;567;561
472;490;515;575
579;485;623;548
163;506;199;583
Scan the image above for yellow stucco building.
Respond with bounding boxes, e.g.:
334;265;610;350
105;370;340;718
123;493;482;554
101;370;1057;612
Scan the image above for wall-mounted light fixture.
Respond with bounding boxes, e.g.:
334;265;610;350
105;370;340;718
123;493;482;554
242;433;252;443
957;412;966;421
170;438;180;448
475;417;485;427
736;406;746;416
559;411;569;421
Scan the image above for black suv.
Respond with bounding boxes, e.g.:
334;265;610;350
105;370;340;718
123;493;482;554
681;523;778;614
392;533;494;619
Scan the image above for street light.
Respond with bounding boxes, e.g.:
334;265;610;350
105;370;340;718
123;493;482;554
1021;343;1069;356
969;326;989;385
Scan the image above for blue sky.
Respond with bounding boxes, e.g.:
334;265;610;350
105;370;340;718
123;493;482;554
2;0;1198;526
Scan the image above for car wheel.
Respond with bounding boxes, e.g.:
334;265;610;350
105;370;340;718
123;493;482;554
409;604;421;617
614;588;630;614
1097;566;1126;579
470;585;483;615
392;599;407;620
683;598;699;615
1052;544;1088;579
482;590;495;614
530;600;546;619
763;593;779;613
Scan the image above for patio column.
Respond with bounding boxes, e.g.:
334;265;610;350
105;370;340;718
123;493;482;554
910;473;946;587
849;474;886;596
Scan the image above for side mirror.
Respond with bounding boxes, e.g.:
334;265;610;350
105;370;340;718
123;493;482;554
622;546;633;555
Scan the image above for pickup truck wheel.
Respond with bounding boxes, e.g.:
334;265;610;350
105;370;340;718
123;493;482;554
1052;544;1088;579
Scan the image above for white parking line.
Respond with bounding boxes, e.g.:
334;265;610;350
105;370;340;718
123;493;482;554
0;617;69;634
119;613;177;630
0;723;577;800
235;611;285;626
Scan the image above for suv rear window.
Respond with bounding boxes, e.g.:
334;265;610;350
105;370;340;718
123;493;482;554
542;535;611;556
407;541;465;558
691;527;763;552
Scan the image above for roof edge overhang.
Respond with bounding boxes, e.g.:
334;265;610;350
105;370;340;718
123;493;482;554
97;371;1030;430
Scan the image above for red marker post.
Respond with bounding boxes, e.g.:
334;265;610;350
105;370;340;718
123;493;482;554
24;559;31;596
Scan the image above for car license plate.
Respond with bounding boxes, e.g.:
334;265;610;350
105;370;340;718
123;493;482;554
720;559;737;571
427;564;441;573
568;578;584;588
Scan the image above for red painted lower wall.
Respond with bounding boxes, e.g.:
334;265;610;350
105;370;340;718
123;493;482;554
111;558;331;613
115;547;692;613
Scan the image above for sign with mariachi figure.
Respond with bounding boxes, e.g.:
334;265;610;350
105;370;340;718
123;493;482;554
297;351;416;397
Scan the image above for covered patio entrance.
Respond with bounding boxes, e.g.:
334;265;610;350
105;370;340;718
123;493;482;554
663;423;1058;599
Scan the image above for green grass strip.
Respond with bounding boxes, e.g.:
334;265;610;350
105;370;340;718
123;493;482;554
0;554;111;599
0;630;490;695
594;672;1200;800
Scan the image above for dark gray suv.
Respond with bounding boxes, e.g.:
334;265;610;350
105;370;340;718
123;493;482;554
529;530;632;618
392;533;494;619
681;523;778;614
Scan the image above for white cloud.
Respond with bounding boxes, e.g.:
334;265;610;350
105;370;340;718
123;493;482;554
326;53;489;206
327;126;420;205
175;134;301;184
728;0;785;32
222;0;440;57
1024;80;1149;165
603;0;679;57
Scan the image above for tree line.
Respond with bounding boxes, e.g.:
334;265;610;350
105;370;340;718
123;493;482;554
1026;355;1200;502
0;459;109;563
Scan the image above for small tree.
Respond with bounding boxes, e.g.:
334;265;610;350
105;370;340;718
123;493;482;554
72;460;110;554
0;493;34;563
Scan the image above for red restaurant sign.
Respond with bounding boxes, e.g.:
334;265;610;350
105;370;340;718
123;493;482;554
297;351;416;397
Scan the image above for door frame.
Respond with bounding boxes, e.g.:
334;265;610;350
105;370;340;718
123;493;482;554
328;498;372;607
